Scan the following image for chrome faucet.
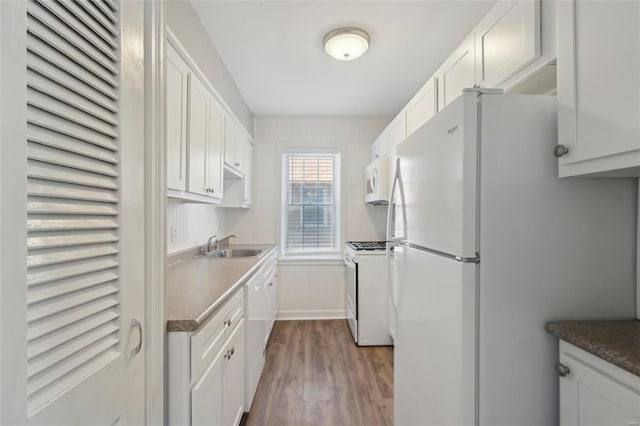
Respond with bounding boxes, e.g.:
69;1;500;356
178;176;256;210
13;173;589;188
205;235;217;254
216;234;236;250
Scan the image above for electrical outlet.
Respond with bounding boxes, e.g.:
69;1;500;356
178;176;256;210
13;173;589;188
170;225;177;243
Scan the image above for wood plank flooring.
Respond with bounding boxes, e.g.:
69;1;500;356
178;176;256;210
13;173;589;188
244;320;394;426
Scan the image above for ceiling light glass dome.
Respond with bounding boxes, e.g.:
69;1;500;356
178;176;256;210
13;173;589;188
323;27;370;61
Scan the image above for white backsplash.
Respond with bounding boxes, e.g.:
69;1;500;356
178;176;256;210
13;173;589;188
167;200;226;254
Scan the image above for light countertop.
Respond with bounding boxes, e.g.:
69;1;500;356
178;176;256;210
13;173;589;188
166;244;277;332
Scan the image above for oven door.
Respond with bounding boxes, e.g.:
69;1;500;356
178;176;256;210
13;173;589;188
344;255;358;343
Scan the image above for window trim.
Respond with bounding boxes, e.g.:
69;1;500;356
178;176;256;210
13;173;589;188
279;148;342;258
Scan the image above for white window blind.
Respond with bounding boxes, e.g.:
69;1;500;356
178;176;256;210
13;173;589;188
282;153;340;255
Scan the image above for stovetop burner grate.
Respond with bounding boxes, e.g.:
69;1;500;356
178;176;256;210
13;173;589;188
347;241;387;251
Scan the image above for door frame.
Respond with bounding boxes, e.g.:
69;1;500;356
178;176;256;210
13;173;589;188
144;1;167;424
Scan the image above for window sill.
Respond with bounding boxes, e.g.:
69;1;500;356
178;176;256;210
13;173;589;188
277;255;344;267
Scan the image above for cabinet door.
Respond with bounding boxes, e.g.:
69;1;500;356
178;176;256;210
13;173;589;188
557;0;640;177
224;120;241;171
243;139;253;206
436;34;475;111
166;43;189;191
406;75;438;137
223;323;245;426
187;74;210;196
559;352;640;426
474;0;540;88
266;269;277;335
208;98;225;200
191;348;224;426
235;132;245;172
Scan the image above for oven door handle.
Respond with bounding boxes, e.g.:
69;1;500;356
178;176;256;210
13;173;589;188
344;257;356;269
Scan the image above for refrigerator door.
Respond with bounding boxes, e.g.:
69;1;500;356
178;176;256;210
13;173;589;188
394;244;477;426
396;92;479;258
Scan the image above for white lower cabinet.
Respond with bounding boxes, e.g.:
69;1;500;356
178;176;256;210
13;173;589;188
244;252;278;410
191;345;224;426
169;289;245;426
558;342;640;426
222;324;245;426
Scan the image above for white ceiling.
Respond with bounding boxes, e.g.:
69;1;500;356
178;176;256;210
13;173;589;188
190;1;496;116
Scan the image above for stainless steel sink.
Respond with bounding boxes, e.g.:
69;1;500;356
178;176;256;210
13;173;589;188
194;248;263;259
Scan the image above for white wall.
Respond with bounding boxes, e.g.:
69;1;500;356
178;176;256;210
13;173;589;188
165;0;253;137
226;116;390;319
167;200;226;254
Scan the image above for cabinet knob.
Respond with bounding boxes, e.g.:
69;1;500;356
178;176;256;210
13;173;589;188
554;145;569;158
555;362;570;377
224;319;231;327
225;346;235;360
235;162;240;167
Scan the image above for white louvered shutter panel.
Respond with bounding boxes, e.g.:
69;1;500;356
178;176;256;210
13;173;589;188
25;0;122;414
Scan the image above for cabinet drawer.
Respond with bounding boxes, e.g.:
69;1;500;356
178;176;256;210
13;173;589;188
191;289;244;381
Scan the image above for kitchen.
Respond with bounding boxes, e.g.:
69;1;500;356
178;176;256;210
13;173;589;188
0;1;638;426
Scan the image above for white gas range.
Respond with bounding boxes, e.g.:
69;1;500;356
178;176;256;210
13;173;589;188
344;241;392;346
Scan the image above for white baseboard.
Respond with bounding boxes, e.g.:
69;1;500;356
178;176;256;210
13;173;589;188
276;309;346;321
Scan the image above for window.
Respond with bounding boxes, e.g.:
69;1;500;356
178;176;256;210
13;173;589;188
282;152;340;255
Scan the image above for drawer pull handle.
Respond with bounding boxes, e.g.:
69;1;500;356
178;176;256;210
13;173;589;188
225;346;235;360
224;319;232;327
555;362;570;377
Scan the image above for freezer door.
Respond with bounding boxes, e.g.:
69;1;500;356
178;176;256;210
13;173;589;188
394;244;477;426
396;92;479;258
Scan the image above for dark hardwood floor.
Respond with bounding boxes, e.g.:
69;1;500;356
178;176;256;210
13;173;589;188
243;320;394;426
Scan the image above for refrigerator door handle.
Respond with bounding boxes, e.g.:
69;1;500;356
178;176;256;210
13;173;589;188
386;157;408;244
386;158;406;314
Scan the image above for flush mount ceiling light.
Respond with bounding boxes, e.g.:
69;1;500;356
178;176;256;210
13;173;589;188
323;27;370;61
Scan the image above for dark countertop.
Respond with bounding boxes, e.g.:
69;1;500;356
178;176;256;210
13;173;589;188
166;244;277;332
545;320;640;377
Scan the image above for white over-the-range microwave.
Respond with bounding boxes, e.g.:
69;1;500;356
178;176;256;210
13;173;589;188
364;155;389;205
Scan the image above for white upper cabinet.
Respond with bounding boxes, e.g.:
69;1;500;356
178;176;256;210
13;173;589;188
166;32;254;204
557;0;640;177
243;139;253;206
224;119;245;175
222;133;253;209
474;0;541;88
187;74;224;201
406;75;438;137
372;111;407;161
435;34;476;111
187;74;210;197
207;98;226;200
166;43;189;191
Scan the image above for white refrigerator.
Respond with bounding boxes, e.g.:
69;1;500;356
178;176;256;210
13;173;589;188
387;90;637;426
